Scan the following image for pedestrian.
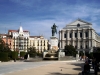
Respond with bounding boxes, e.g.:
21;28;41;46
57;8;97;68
93;59;99;75
80;56;82;61
82;61;90;75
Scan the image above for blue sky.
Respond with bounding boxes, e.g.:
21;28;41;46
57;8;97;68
0;0;100;39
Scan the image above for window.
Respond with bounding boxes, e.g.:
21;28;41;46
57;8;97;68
64;34;66;38
80;45;82;49
75;45;77;49
85;32;88;37
77;23;80;27
41;43;42;46
75;33;77;38
70;33;72;38
44;43;45;46
80;32;82;37
86;45;88;49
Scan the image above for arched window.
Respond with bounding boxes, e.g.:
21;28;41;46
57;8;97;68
77;23;80;27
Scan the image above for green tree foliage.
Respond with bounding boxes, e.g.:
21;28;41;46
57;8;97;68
28;47;37;53
11;51;18;62
64;45;77;56
0;38;11;52
20;51;26;57
0;38;11;61
79;51;84;56
28;47;37;57
0;52;9;61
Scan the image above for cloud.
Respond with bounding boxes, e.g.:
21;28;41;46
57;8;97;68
1;0;100;39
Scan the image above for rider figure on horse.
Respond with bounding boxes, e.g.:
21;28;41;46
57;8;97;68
51;23;57;36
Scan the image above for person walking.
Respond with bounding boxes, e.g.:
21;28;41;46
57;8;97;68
82;61;90;75
93;59;99;75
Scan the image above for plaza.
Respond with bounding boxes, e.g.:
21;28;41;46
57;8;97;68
0;60;83;75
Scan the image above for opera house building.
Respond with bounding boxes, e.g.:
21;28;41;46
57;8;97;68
59;19;100;53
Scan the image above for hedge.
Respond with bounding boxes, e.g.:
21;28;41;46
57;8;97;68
0;52;9;62
11;51;18;59
20;52;26;57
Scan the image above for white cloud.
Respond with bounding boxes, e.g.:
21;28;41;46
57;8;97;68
1;0;100;39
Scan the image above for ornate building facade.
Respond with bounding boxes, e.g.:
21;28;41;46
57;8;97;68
0;26;48;53
8;26;29;52
59;19;100;53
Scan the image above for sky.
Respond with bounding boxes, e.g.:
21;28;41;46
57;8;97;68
0;0;100;39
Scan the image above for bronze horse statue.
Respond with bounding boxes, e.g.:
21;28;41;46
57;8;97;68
51;23;57;36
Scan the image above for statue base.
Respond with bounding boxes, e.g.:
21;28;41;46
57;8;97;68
50;36;58;51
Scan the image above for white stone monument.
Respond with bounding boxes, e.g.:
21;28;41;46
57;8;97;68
50;36;58;51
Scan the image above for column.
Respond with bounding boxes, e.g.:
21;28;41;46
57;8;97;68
89;29;91;39
72;30;74;39
82;29;85;39
67;30;69;40
77;29;80;39
62;30;64;40
83;40;85;49
72;41;74;47
77;40;79;49
59;30;61;49
67;40;69;45
84;31;85;39
61;30;63;48
89;40;91;48
62;41;64;49
72;30;74;47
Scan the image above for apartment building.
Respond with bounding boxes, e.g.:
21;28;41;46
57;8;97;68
0;26;48;53
29;36;48;53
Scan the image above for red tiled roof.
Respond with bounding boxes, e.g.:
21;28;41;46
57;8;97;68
8;30;17;32
0;34;8;36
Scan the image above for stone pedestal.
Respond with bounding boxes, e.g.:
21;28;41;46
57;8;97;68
27;54;30;60
58;51;65;57
43;52;48;58
76;54;79;61
50;36;58;51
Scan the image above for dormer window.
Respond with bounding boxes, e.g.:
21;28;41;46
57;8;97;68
77;23;80;27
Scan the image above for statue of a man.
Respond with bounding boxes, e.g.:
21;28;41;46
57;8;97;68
51;23;57;36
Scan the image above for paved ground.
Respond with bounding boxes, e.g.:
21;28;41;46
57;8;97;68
3;60;84;75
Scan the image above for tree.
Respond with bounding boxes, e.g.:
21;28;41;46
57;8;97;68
11;51;18;62
0;38;11;52
64;45;77;56
20;51;26;57
0;38;12;61
28;47;37;57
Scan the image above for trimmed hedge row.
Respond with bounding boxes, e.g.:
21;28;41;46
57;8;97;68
0;51;19;62
0;52;9;61
20;52;26;57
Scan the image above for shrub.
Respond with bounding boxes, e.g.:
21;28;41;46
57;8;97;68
29;53;36;57
11;51;18;61
0;52;9;62
64;45;77;56
20;52;26;57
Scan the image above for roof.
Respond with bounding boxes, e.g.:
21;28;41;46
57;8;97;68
0;34;8;36
63;19;92;29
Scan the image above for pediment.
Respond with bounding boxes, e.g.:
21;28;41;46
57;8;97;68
66;19;92;26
